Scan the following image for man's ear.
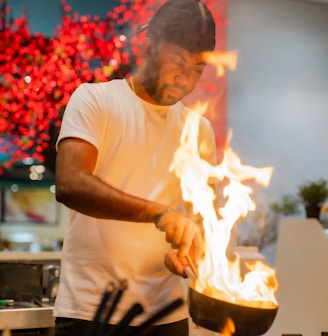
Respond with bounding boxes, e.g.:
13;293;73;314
140;37;153;58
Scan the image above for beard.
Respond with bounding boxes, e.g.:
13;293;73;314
142;51;189;106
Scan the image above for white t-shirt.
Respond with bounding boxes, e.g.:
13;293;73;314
53;79;217;325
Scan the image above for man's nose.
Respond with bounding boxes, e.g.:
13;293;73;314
174;69;190;86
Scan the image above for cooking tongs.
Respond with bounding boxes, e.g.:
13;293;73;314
184;255;198;281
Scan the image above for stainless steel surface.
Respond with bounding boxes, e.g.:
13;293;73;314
43;264;61;299
0;252;59;331
0;305;54;330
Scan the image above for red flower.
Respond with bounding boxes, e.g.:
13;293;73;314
0;0;220;171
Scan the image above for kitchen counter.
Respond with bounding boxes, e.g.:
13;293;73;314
0;305;54;331
0;251;61;261
0;251;60;333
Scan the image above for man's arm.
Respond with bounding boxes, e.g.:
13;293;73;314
55;137;203;260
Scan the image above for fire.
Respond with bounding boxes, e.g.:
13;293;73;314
220;318;235;336
202;51;238;76
170;51;278;309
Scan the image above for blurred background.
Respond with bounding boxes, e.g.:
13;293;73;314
0;0;327;262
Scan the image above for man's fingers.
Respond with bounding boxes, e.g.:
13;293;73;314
164;250;189;277
191;232;204;260
159;212;204;261
177;242;190;259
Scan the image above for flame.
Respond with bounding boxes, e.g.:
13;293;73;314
202;51;238;76
220;318;235;336
170;97;278;309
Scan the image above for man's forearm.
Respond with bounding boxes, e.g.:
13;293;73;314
56;171;166;222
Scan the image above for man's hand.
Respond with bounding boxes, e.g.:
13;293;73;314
155;210;203;263
164;250;189;278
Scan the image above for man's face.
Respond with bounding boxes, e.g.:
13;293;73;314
142;40;207;106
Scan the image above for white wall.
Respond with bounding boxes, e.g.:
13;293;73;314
227;0;328;205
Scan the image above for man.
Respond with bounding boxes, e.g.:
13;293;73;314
54;0;216;335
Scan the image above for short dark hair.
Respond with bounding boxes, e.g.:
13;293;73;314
146;0;216;53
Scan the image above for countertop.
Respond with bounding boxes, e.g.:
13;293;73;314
0;304;54;330
0;251;61;261
0;251;59;331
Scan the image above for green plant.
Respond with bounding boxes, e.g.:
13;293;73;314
270;194;300;216
298;178;328;206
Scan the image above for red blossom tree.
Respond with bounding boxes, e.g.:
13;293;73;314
0;0;158;173
0;0;220;174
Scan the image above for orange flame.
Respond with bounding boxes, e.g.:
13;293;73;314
202;50;238;76
221;318;235;336
170;99;278;308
